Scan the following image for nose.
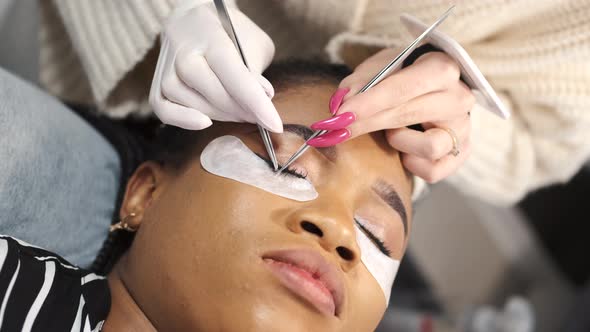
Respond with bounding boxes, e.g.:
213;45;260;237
287;205;361;271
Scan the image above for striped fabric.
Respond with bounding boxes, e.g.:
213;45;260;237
0;236;110;332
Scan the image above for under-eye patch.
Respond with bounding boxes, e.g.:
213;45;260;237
355;218;400;304
200;136;318;201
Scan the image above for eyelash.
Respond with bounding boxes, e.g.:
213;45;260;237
354;219;392;257
256;153;308;179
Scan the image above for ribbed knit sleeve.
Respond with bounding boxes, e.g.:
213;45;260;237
40;0;176;117
324;0;590;205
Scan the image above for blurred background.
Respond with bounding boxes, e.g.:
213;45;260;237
1;1;588;331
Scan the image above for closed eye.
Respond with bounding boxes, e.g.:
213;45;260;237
355;218;392;257
255;153;308;179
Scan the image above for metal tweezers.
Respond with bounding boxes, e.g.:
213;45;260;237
277;6;455;173
213;0;280;170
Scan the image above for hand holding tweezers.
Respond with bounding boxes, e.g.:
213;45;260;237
213;0;280;170
277;6;455;173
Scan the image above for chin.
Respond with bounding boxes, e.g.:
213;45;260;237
205;288;336;332
250;289;339;332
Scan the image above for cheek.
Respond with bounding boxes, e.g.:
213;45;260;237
128;167;287;325
347;268;388;331
149;166;269;254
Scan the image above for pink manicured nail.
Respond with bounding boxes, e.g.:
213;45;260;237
329;88;350;115
310;112;356;131
307;129;351;147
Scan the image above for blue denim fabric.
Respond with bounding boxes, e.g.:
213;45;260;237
0;68;120;267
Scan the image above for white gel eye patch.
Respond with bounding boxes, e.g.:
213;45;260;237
200;135;318;201
354;220;400;304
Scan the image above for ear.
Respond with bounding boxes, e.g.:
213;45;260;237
118;161;168;229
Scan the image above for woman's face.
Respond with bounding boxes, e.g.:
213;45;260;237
119;82;413;331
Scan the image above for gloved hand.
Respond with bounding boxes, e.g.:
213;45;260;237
149;0;282;132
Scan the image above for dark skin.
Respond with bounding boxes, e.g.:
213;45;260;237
102;81;413;331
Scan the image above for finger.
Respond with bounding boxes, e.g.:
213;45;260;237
175;49;256;123
348;84;474;138
338;48;402;99
153;98;213;130
256;74;275;99
149;37;170;114
206;38;282;133
337;51;461;118
149;40;212;130
402;139;472;184
386;114;471;161
161;69;237;123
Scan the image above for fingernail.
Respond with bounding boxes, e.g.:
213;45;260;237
310;112;356;131
256;105;284;133
258;115;283;133
329;88;350;115
256;74;275;99
307;128;351;147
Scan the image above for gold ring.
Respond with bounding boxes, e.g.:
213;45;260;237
440;127;460;156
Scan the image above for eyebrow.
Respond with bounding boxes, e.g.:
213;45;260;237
283;124;337;160
372;180;408;236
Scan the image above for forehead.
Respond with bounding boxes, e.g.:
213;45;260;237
272;83;335;126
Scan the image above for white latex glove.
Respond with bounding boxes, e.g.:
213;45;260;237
149;0;282;132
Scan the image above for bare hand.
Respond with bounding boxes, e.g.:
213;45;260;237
309;48;475;183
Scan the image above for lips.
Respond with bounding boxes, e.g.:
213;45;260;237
262;249;344;317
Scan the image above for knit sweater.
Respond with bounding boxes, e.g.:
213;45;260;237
39;0;590;205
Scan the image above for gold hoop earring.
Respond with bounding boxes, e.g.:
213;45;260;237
109;212;138;233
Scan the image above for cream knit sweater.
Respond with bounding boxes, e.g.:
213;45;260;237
39;0;590;205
